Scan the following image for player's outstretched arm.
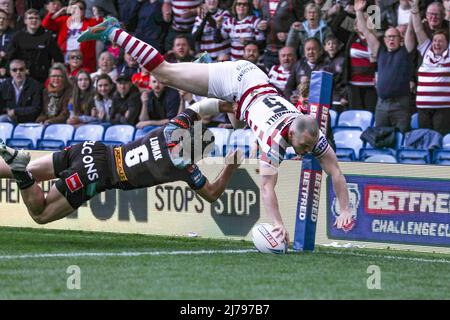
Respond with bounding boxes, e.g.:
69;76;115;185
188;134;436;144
197;149;243;203
318;148;353;229
260;164;290;243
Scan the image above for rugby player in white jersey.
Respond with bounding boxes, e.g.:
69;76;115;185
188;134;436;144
75;18;354;242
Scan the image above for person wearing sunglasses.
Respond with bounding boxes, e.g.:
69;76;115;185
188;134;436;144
0;59;42;124
66;49;90;78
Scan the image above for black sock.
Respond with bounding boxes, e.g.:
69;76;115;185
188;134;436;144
11;170;35;190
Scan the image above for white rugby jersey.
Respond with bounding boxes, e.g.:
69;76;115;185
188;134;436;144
268;64;291;91
207;60;329;168
192;9;231;59
220;15;265;60
417;39;450;109
165;0;203;32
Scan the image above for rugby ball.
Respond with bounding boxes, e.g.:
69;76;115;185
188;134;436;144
251;223;288;254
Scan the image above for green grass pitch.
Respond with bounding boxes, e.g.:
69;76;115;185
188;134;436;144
0;226;449;300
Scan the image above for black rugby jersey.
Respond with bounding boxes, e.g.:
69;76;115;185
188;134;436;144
108;113;206;191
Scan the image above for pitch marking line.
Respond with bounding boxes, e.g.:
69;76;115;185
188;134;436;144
0;249;257;260
320;250;450;264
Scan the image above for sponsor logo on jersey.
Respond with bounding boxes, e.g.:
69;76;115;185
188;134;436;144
81;141;99;181
65;172;83;193
114;147;128;182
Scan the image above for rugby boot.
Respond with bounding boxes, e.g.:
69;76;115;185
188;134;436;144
0;139;30;171
78;17;121;43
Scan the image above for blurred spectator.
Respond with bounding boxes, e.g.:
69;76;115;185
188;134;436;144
44;0;64;17
90;51;118;85
110;73;142;125
0;0;14;29
67;69;97;127
7;8;64;83
323;35;346;108
217;53;231;61
445;0;450;21
330;6;377;112
37;62;72;125
267;46;297;92
66;49;90;78
137;74;180;129
164;34;195;62
356;0;412;133
131;67;152;92
379;0;412;29
423;1;448;38
117;52;139;79
42;0;102;73
163;0;203;52
243;42;267;73
0;59;42;123
258;0;303;70
218;0;265;60
286;3;334;58
120;0;167;53
284;38;330;104
106;41;120;61
84;0;118;18
0;9;14;77
192;0;231;61
407;0;450;135
92;73;114;123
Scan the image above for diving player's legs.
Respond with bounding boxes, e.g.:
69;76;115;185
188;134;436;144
0;141;73;224
78;17;210;97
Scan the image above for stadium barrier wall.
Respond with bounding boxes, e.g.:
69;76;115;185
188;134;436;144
0;150;449;254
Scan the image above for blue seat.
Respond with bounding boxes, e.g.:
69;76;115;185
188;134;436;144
397;148;430;164
209;128;232;156
329;109;338;128
37;124;75;150
0;122;14;142
365;154;397;163
226;129;256;157
134;126;160;140
359;148;396;161
337;110;373;131
336;148;356;161
67;124;105;145
7;123;44;149
334;129;363;160
410;113;419;130
442;134;450;149
333;126;362;134
103;125;135;145
432;149;450;165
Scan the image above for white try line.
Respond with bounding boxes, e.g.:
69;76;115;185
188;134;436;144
320;250;450;264
0;249;257;260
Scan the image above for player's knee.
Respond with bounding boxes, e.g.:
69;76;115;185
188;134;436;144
26;161;40;174
32;214;49;225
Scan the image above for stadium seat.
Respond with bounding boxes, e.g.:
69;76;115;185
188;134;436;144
336;148;356;161
336;110;373;131
67;124;105;145
37;124;75;150
432;149;450;165
0;122;14;142
329;109;338;128
410;113;419;130
208;128;232;156
332;126;362;134
103;125;135;145
442;134;450;149
359;147;396;161
134;126;160;140
365;154;397;163
334;129;363;160
397;148;430;164
226;129;256;157
7;123;44;149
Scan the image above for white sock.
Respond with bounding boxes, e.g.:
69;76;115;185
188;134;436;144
188;98;220;117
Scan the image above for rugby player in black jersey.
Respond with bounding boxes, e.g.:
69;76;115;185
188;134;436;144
0;109;242;224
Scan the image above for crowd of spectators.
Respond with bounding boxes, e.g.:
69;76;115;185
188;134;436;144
0;0;450;144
